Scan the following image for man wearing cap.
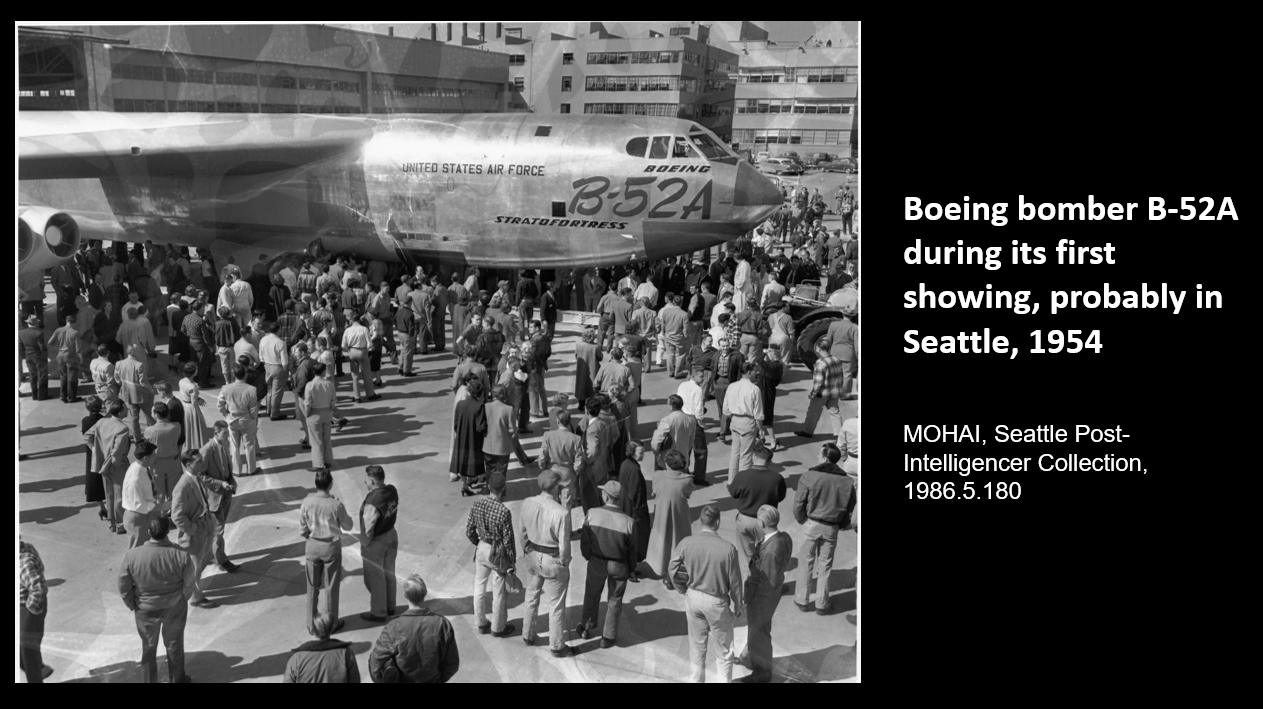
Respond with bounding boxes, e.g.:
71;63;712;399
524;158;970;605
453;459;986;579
738;505;794;682
284;612;361;683
20;314;50;401
519;469;575;657
465;471;517;638
118;514;198;683
170;449;219;609
669;503;744;683
796;338;847;439
359;465;400;623
539;409;586;509
793;442;857;615
577;480;637;648
727;443;787;569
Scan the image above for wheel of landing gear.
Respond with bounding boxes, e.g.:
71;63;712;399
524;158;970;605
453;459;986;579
796;316;841;370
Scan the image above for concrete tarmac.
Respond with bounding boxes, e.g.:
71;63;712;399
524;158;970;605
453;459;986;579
17;254;857;683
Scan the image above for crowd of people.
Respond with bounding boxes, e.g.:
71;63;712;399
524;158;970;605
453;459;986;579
19;179;859;683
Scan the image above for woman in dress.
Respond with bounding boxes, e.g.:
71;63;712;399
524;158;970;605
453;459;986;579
573;327;602;410
618;439;651;582
448;371;474;482
82;396;106;519
177;361;208;453
646;449;695;587
451;379;488;496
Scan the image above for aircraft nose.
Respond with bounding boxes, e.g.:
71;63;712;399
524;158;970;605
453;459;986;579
732;160;783;208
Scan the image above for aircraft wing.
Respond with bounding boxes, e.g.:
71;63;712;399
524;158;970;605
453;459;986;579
18;111;377;180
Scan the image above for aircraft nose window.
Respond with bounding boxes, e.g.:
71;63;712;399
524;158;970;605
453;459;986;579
626;137;648;157
689;133;728;160
648;136;671;159
673;137;698;159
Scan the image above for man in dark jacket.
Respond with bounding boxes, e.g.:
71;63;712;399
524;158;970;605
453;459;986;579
793;442;857;614
738;505;793;682
369;574;460;683
578;480;637;648
283;612;361;683
359;465;400;623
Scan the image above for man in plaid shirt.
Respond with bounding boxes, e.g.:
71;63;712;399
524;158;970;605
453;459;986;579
796;337;847;439
20;538;52;682
276;300;309;349
465;472;517;638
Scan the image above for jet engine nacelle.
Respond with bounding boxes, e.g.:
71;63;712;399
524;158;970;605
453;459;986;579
18;206;81;272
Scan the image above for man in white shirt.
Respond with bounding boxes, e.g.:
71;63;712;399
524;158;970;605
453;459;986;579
733;255;752;315
122;440;160;548
761;272;786;310
225;272;253;329
633;274;659;311
340;315;379;403
676;368;712;487
258;321;290;421
722;362;765;477
118;308;156;358
233;331;259;366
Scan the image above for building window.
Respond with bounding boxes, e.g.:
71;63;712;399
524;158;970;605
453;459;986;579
562;76;571;92
513;77;524;92
586;51;680;65
508;54;526;66
670;27;690;36
562;53;573;65
560;103;570;114
505;27;522;38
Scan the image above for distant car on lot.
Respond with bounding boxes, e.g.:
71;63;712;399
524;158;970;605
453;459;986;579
820;157;858;173
808;152;835;165
755;151;770;162
760;158;803;176
780;151;800;160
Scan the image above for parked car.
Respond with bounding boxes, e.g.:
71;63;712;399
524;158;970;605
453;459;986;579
808;152;835;165
755;151;770;162
820;157;858;174
759;158;803;176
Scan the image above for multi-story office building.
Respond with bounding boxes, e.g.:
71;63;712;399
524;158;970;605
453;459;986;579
18;24;507;114
727;22;857;157
424;22;738;140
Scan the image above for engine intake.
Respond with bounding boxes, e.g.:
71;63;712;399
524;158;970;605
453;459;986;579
18;206;81;272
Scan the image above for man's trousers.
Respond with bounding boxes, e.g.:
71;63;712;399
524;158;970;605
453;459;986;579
794;519;840;612
691;416;709;484
685;588;735;683
227;417;258;475
307;410;334;470
473;541;508;633
216;347;235;385
126;401;154;443
179;520;214;604
305;538;343;636
802;395;843;438
135;602;188;683
580;559;629;641
24;355;48;400
728;416;759;477
523;550;570;651
362;528;398;618
398;330;415;374
124;509;151;548
741;593;782;682
19;603;46;683
56;353;79;400
264;363;287;419
189;341;213;385
211;503;232;566
345;348;375;399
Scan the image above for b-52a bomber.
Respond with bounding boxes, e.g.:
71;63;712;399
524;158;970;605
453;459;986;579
19;111;783;274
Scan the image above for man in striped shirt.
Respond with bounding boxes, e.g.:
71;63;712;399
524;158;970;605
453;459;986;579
796;338;846;439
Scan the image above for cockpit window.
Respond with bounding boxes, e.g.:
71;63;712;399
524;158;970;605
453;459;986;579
648;136;671;159
689;133;729;160
626;137;648;157
673;136;698;159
